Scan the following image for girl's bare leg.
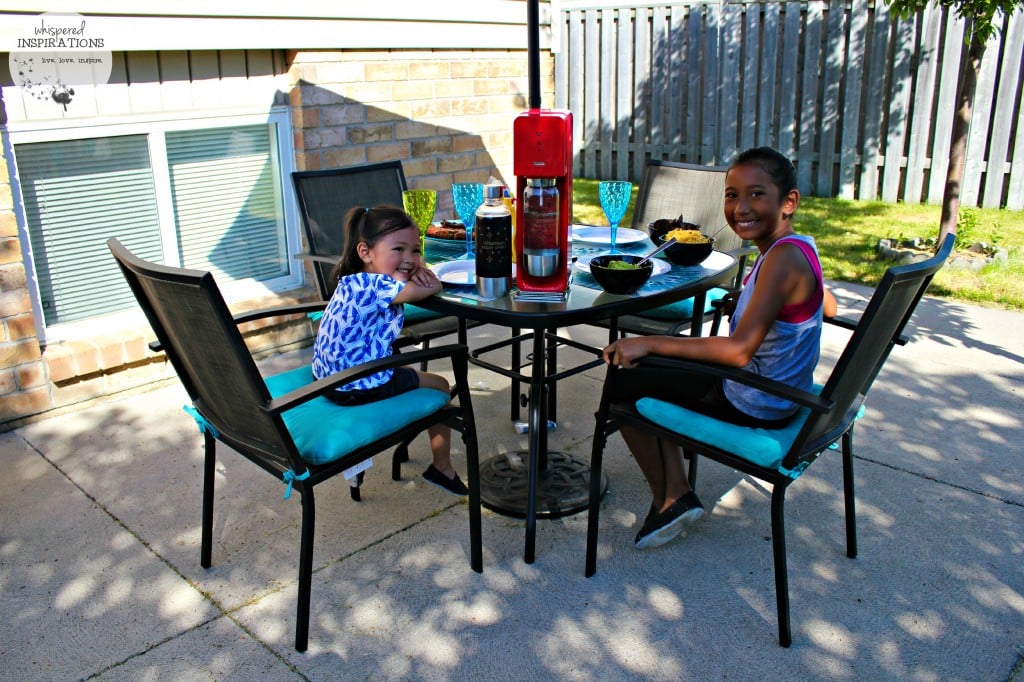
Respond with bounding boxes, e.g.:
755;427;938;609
417;370;458;479
620;425;691;513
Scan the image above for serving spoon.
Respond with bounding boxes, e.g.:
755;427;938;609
636;236;678;267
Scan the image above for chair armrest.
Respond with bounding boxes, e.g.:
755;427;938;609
825;312;908;345
149;302;329;352
294;252;340;266
630;355;834;414
263;343;469;416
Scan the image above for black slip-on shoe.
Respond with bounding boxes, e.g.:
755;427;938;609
635;491;704;549
422;465;469;496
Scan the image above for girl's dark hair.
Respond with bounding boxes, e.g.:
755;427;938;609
729;146;798;198
330;205;415;281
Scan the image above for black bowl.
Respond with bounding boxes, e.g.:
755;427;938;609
588;254;654;295
660;234;715;266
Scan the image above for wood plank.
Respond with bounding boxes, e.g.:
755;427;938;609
568;11;586;169
982;11;1023;208
904;5;942;203
838;0;868;199
817;0;847;196
777;2;801;158
701;3;720;164
882;15;915;202
650;5;669;159
719;1;742;163
859;2;890;200
797;2;823;194
616;7;633;179
758;2;780;148
633;6;651;179
1005;13;1024;210
600;7;616;178
740;2;760;153
927;10;964;204
962;17;1001;206
684;5;701;161
585;9;600;177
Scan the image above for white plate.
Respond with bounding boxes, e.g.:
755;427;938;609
430;260;516;286
701;250;735;271
575;255;671;277
570;225;648;245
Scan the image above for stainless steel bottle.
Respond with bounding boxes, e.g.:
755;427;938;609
475;183;513;297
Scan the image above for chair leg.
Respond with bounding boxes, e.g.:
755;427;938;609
392;438;412;481
684;449;699;490
201;431;216;568
770;485;792;647
511;326;521;421
585;418;609;577
349;471;364;502
419;338;431;371
295;487;316;652
842;428;858;559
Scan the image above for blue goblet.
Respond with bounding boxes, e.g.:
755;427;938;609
451;182;485;259
598;180;632;253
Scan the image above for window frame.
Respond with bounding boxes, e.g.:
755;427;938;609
8;107;301;343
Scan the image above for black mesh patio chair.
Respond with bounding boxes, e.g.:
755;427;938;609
585;235;954;647
108;238;482;653
291;161;477;356
592;160;757;339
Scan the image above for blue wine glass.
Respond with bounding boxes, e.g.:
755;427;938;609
451;182;485;259
598;180;632;253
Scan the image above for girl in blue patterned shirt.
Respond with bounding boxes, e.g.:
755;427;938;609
312;205;467;495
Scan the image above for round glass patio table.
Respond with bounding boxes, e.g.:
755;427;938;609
418;237;738;564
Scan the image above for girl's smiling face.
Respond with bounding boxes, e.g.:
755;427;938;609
357;225;422;281
723;163;799;245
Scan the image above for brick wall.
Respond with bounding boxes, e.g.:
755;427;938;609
288;48;553;217
0;47;554;428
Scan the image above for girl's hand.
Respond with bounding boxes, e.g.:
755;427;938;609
603;337;650;368
409;265;441;289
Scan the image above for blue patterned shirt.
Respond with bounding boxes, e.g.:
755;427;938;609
311;272;405;391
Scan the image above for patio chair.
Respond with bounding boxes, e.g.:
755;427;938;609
593;160;757;339
585;235;954;647
291;161;475;357
108;238;482;652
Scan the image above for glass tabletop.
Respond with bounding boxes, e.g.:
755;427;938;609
421;236;738;329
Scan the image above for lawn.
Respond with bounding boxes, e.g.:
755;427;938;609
572;178;1024;310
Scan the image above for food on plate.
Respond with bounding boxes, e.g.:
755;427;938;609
665;228;710;244
605;259;641;270
425;220;467;240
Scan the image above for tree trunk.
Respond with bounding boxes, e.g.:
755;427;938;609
939;24;986;245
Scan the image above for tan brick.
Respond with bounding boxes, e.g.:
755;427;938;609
0;264;27;292
434;79;476;98
313;127;348;148
43;347;75;383
98;338;125;370
411;137;452;156
0;212;17;238
348;125;394;145
15;360;46;389
453;134;486;153
368;106;406;123
410;100;451;119
295;151;323;171
0;369;15;394
409;62;449;80
343;82;392;104
321;104;365;126
489;60;527;78
0;181;11;209
0;338;40;366
293;129;305;153
0;387;53;421
292;106;319;129
323;147;367;168
474;78;510;96
366;143;410;163
393;81;433;101
437;154;477;174
395;120;437;140
316;62;365;84
0;238;22;265
69;340;100;375
452;169;490;184
452;98;488;116
6;314;36;341
401;157;436;179
365;62;409;82
451;61;489;79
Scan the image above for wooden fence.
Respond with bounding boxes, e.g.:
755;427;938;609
553;0;1024;209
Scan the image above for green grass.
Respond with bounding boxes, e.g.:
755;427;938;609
573;178;1024;310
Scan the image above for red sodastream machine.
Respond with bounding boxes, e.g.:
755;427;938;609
513;0;573;297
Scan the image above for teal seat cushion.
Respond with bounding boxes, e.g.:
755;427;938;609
634;384;822;473
404;304;444;323
265;366;449;465
636;287;728;321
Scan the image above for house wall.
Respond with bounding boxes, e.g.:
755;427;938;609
0;45;553;428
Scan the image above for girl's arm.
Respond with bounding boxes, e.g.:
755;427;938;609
603;242;811;369
393;266;442;304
